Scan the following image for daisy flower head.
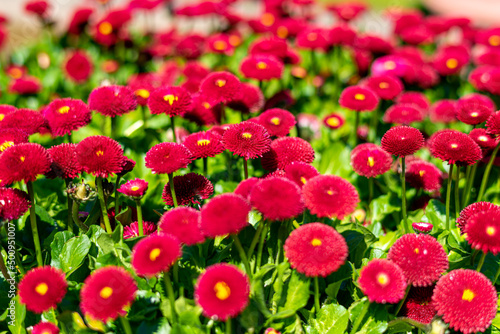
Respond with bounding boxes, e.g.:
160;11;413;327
0;187;30;222
147;86;192;117
182;131;225;159
222;121;271;160
240;54;284;81
200;193;251;237
88;85;137;118
75;136;124;178
123;221;157;239
381;126;424;157
19;266;67;313
199;71;241;104
47;143;82;180
365;74;404;100
0;143;50;186
131;233;182;277
405;160;443;192
323;113;345;130
32;322;60;334
358;259;407;303
0;128;28;153
464;205;500;254
350;143;392;178
339;85;380;112
118;178;148;199
284;162;319;188
145;142;192;174
43;98;91;137
258;108;296;137
261;137;315;171
158;207;204;245
64;50;93;83
162;173;213;206
429;129;482;166
457;202;498;234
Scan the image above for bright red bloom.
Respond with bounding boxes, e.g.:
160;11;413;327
118;157;136;177
0;108;46;135
145;142;192;174
227;83;264;114
429;100;457;123
339;85;379;112
364;75;404;100
249;36;288;59
118;178;148;198
429;129;482;166
388;233;449;286
183;131;225;159
0;129;28;153
47;144;82;180
258;108;296;137
296;28;331;51
401;286;436;324
207;33;235;55
68;7;93;35
383;104;425;124
358;259;407;304
162;173;213;206
302;175;359;219
88;85;137;118
284;222;348;277
159;207;204;245
32;321;59;334
123;221;156;239
195;263;250;321
43;98;91;136
261;137;315;171
200;193;250;237
412;222;433;233
432;44;470;76
128;73;162;106
80;266;137;322
354;34;394;54
284;162;319;188
75;136;124;178
464;206;500;254
184;93;219;125
9;76;41;95
234;177;259;200
405;160;443;192
432;269;497;334
456;94;494;125
64;50;93;83
469;128;498;150
199;71;241;104
250;177;304;221
25;0;49;17
486;111;500;136
148;86;192;117
323;113;345;129
0;187;30;222
328;2;367;21
18;266;67;313
457;202;498;234
381;126;424;157
0;143;50;185
396;91;430;111
132;234;182;277
240;55;284;81
0;105;16;121
222;121;271;160
351;143;392;178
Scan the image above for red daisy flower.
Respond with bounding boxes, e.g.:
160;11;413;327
0;108;46;135
148;86;192;117
0;143;50;185
9;76;41;95
47;144;82;180
302;175;359;219
183;131;225;159
364;75;404;100
118;178;148;199
200;193;250;237
227;83;264;114
381;126;424;157
199;71;241;104
323;113;345;130
429;99;457;123
234;177;260;200
0;187;30;222
405;160;443;192
464;206;500;254
132;233;182;277
43;98;91;137
0;129;28;152
240;55;284;81
80;266;137;322
401;286;436;324
158;207;204;245
257;108;296;138
486;111;500;136
383;104;425;124
18;266;67;313
388;233;449;286
145;142;192;175
207;33;234;55
358;259;407;304
88;85;137;118
351;143;392;178
412;222;433;233
261;137;315;171
222;121;271;160
339;85;380;112
68;7;93;35
457;202;498;234
25;0;49;17
456;94;494;125
284;162;319;188
64;50;93;83
296;28;331;51
0;105;16;121
396;92;430;111
195;263;250;321
432;269;497;334
249;36;288;59
123;221;156;239
250;177;304;221
162;173;213;206
32;321;59;334
184;93;220;126
328;2;366;21
429;129;482;166
75;136;124;178
432;45;470;76
469;128;498;150
118;157;136;177
284;222;348;277
128;73;162;106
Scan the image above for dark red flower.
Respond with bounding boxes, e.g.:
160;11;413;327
339;85;379;112
123;221;156;239
258;108;296;137
145;142;192;175
118;178;148;199
199;71;241;104
405;160;443;192
249;36;288;59
0;129;28;153
32;321;59;334
132;234;182;277
118;157;136;177
0;187;30;222
464;206;500;254
0;143;50;185
284;162;319;188
429;129;482;166
469;128;498;150
47;144;82;180
158;207;204;245
457;202;498;234
351;143;392;178
207;33;235;55
296;28;331;51
358;259;407;304
148;86;192;117
284;222;348;277
412;222;433;233
364;75;404;100
0;105;16;122
43;98;91;137
383;103;425;124
432;269;497;334
0;108;46;135
195;263;250;321
328;2;367;21
456;94;494;125
302;175;359;219
261;137;315;171
68;7;93;35
200;193;250;237
476;27;500;48
388;233;449;286
128;73;162;106
183;131;225;159
25;0;49;17
432;45;470;76
80;266;137;322
88;85;137;118
429;99;457;123
18;266;67;313
322;113;345;129
234;177;260;200
75;136;124;178
9;76;41;95
401;286;436;324
381;126;424;157
222;121;271;160
64;50;93;83
226;83;264;114
396;92;430;111
486;111;500;136
240;55;284;81
162;173;213;206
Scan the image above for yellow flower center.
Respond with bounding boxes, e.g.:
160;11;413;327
214;281;231;300
277;26;288;39
135;89;150;99
20;156;25;162
377;273;389;286
414;248;420;254
462;289;475;302
489;35;500;46
487;226;496;236
242;132;252;139
215;79;226;87
58;106;70;114
35;282;48;295
479;135;488;142
471;112;479;117
446;58;458;69
0;141;14;152
149;248;161;261
327;190;334;195
379;82;389;89
9;68;23;79
311;238;322;246
131;186;140;191
0;114;4;121
202;102;211;109
197;139;210;146
327;117;340;127
300;176;307;184
163;94;178;105
384;61;396;70
450;143;458;149
419;170;425;177
96;150;104;157
270;117;280;125
367;156;375;167
100;286;113;299
228;35;241;46
308;33;318;41
354;93;365;101
257;61;268;70
98;21;113;35
261;13;275;27
213;40;227;51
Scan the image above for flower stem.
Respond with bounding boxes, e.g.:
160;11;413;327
256;222;268;271
352;111;360;147
350;300;370;333
115;176;121;217
232;234;252;278
203;157;208;176
395;284;411;316
226;318;231;334
477;142;500;202
445;164;454;231
0;248;11;280
65;179;73;233
168;173;178;207
454;165;461;219
170;116;177;143
247;223;264;260
119;317;133;334
463;163;478;207
314;276;320;315
400;157;409;234
135;199;144;236
27;181;43;267
243;159;249;179
368;177;374;204
72;202;89;232
476;252;487;272
369;109;379;143
164;272;178;324
96;177;113;234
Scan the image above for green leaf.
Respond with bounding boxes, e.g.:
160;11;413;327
306;304;349;334
369;194;400;224
60;235;91;275
7;296;26;334
50;231;75;269
282;271;310;312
